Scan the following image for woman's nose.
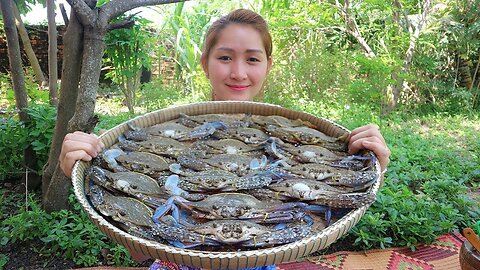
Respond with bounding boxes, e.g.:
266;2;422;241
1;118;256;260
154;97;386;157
230;61;247;80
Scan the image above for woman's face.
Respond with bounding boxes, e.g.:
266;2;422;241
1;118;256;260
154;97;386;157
202;24;272;101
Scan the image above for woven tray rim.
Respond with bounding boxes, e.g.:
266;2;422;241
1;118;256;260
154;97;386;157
72;101;381;268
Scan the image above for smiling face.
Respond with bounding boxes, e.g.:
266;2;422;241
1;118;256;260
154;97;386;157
202;23;272;101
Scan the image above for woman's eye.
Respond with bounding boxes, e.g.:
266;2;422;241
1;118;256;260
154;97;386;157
218;56;232;61
248;57;260;62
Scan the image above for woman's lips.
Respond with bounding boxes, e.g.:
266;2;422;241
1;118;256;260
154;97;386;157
228;84;249;91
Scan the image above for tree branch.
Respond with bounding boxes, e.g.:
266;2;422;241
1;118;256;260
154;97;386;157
100;0;187;24
59;3;69;26
108;11;139;31
393;0;413;34
108;19;135;31
65;0;97;27
335;0;375;58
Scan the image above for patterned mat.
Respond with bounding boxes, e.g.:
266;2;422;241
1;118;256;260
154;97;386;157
277;232;465;270
76;233;465;270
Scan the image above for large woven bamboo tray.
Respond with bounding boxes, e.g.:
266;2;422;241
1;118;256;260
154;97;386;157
72;101;382;269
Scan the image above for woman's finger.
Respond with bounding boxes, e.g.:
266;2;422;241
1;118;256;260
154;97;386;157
349;136;390;171
60;150;94;177
348;124;385;146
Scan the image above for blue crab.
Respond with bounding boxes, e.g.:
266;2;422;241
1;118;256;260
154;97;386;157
192;138;263;155
191;220;313;248
122;121;192;141
98;148;171;178
268;178;376;208
177;113;247;129
130;218;312;249
88;184;154;227
163;166;280;194
285;163;377;190
117;136;188;158
86;166;169;207
265;125;348;151
214;127;270;144
174;153;268;176
245;114;316;129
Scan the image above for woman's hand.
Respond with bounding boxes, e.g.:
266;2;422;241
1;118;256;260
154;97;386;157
59;131;104;177
347;124;390;173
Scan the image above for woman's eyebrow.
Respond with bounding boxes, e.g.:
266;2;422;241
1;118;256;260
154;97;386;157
215;47;264;54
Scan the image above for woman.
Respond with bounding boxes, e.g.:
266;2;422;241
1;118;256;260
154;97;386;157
60;9;390;270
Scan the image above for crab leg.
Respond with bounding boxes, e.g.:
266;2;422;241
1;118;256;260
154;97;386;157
329;154;377;171
180;121;227;141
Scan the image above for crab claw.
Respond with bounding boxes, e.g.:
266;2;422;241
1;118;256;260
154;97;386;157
250;155;268;170
152;196;178;223
101;148;128;172
122;121;150;141
184;121;228;140
168;164;183;174
265;137;289;160
330;154;377;171
164;175;184;196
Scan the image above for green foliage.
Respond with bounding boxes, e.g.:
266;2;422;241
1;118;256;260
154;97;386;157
25;105;57;172
1;67;49;106
0;190;136;267
138;79;209;111
0;104;56;180
96;0;111;7
0;253;8;268
0;117;28;180
350;112;480;250
159;2;217;91
104;15;156;113
354;185;461;250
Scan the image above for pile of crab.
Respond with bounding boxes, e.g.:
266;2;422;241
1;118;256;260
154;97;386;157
85;113;378;251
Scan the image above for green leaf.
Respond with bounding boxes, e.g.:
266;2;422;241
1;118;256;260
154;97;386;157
96;0;110;8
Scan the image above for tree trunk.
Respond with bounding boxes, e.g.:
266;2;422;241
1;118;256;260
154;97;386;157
12;2;46;85
0;0;40;189
388;0;432;112
458;57;473;88
43;27;106;212
42;9;84;204
42;0;187;212
470;54;480;92
47;0;59;106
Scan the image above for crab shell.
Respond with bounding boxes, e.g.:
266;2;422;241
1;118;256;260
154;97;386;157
187;193;269;219
192;220;270;244
88;184;153;227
